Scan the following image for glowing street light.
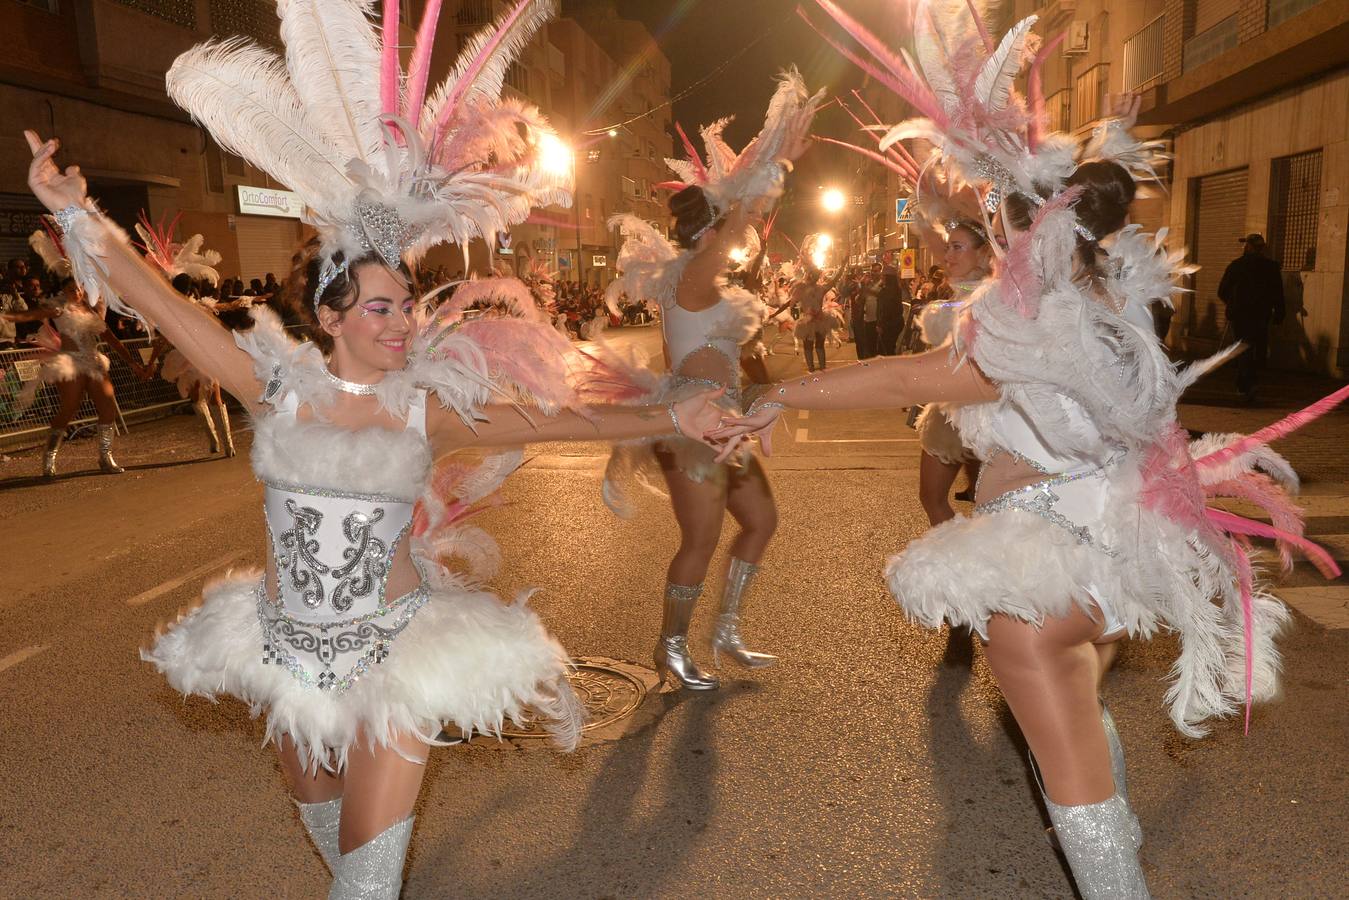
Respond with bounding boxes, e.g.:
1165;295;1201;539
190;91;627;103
607;128;619;138
811;233;832;269
821;187;846;214
728;246;749;265
536;131;573;177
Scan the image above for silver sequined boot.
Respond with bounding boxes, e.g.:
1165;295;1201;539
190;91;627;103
328;815;414;900
41;427;63;478
712;557;777;668
216;399;236;457
1044;793;1150;899
97;424;124;474
297;796;342;872
654;582;719;690
195;397;221;454
1101;704;1128;801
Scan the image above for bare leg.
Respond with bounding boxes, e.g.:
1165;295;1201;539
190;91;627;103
724;456;777;564
657;450;728;586
277;736;344;803
49;376;85;431
87;374;119;425
918;451;961;527
338;730;429;854
740;354;772;386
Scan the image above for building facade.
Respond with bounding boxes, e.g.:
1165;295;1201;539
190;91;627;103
1016;0;1349;374
0;0;670;291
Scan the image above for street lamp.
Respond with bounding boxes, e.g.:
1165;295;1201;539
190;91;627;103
821;187;846;214
537;131;574;178
812;233;831;269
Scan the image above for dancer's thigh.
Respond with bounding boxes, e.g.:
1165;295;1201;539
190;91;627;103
339;730;430;853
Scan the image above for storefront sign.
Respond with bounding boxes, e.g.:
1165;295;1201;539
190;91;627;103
591;254;608;267
236;186;304;219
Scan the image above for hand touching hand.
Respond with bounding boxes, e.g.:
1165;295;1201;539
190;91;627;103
707;402;784;461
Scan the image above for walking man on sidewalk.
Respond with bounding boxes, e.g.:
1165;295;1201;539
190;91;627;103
1218;233;1284;403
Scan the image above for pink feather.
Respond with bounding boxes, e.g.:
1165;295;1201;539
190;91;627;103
431;0;532;146
815;136;918;181
963;0;995;53
850;89;923;172
674;122;709;184
1205;507;1341;580
836;95;920;177
380;0;401;119
1195;383;1349;474
1026;31;1066;151
403;0;444;125
1227;535;1256;734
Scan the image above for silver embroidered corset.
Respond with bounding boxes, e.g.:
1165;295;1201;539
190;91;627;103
263;481;415;621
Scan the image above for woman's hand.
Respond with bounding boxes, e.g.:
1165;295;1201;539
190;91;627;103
24;131;89;214
708;402;784;460
672;387;731;448
1106;92;1141;130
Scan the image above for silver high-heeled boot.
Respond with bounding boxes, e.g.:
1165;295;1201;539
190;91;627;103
712;558;777;668
328;815;414;900
97;424;124;474
1044;793;1150;899
654;582;719;691
216;400;236;457
297;796;342;872
41;427;63;478
195;397;221;454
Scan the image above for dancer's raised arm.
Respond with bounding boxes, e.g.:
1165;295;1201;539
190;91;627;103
25;131;261;408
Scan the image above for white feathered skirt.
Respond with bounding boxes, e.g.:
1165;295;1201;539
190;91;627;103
142;567;582;771
915;403;971;465
885;462;1290;738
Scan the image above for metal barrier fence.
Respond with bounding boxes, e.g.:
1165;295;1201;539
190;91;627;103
0;337;185;451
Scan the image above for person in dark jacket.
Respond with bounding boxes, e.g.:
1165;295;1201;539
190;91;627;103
875;266;908;355
1218;233;1285;402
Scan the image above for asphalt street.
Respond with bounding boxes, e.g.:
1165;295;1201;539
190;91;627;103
1;326;1345;899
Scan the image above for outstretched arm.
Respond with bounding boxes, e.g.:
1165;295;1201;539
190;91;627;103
25;132;262;409
709;349;998;456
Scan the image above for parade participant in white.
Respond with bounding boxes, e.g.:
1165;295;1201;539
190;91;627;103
23;1;725;897
720;3;1344;896
604;71;822;688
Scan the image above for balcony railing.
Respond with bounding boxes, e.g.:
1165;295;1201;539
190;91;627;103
1268;0;1325;29
1123;15;1164;91
457;1;496;26
1183;15;1239;72
1072;64;1108;130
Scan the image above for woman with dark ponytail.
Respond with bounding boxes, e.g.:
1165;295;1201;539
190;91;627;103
606;71;821;690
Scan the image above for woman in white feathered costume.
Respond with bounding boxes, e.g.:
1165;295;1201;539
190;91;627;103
603;71;821;691
133;213;240;456
2;225;135;477
24;2;726;898
715;4;1345;897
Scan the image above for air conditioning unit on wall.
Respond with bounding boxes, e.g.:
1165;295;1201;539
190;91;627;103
1064;20;1089;55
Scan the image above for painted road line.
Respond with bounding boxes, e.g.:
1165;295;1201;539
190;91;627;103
126;552;245;607
0;645;47;674
797;410;809;421
1277;585;1349;630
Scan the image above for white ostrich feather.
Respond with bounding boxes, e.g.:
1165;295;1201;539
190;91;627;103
28;228;71;279
974;14;1036;112
276;0;386;166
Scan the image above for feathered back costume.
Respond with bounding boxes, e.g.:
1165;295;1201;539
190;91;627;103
134;212;222;287
812;0;1344;736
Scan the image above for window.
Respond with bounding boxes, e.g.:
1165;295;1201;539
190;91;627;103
646;140;656;160
1268;0;1326;29
584;194;593;222
1183;15;1238;72
1071;65;1108;130
1267;150;1322;271
586;149;603;163
1123;16;1164;91
117;0;195;27
456;0;493;26
505;62;528;95
622;176;637;199
1046;90;1071;133
203;138;224;194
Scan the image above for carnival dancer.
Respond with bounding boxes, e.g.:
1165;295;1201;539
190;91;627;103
604;70;822;690
134;213;238;456
23;2;727;897
716;3;1345;896
3;225;136;477
791;243;845;372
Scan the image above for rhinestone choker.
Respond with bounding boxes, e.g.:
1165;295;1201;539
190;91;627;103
323;366;381;396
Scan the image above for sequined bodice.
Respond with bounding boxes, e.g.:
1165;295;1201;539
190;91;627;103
53;301;106;352
663;302;742;381
263;482;414;622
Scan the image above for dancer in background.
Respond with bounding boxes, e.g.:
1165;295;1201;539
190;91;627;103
719;4;1345;896
606;70;821;689
134;214;238;456
3;225;135;477
791;246;845;372
25;2;725;897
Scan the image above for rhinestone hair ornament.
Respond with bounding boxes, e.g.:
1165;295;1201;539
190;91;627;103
164;0;575;314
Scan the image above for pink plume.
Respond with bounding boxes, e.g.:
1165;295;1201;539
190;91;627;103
851;89;923;172
815;136;918;181
432;0;532;146
674;122;708;183
1026;31;1066;151
799;4;949;128
380;0;401;119
1195;383;1349;473
403;0;444;125
1229;537;1256;734
963;0;995;52
1205;507;1341;580
654;180;690;192
836;95;920;177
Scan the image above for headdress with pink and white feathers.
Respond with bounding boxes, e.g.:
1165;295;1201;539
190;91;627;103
134;212;222;287
165;0;572;307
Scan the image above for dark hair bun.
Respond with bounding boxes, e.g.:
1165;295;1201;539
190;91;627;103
669;185;717;250
1066;160;1135;241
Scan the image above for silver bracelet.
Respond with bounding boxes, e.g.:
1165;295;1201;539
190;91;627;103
667;401;683;437
54;204;90;234
747;399;786;418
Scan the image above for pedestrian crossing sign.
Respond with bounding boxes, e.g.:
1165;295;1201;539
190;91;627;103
896;197;915;224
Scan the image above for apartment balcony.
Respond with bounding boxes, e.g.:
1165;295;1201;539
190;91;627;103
1139;0;1349;125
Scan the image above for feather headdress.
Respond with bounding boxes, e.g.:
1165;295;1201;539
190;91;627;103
134;212;222;286
165;0;571;304
28;222;72;280
657;68;824;216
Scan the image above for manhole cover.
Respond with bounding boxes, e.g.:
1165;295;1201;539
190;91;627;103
499;656;653;739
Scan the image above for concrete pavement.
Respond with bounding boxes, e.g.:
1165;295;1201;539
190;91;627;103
0;329;1345;898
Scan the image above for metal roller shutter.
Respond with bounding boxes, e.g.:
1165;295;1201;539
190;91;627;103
1188;167;1248;341
233;217;303;289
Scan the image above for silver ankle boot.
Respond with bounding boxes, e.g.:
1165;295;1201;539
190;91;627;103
297;796;342;872
97;424;124;474
216;400;236;457
41;427;63;478
195;397;220;454
1101;703;1128;800
328;815;414;900
654;582;719;690
1044;793;1150;899
712;558;777;668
